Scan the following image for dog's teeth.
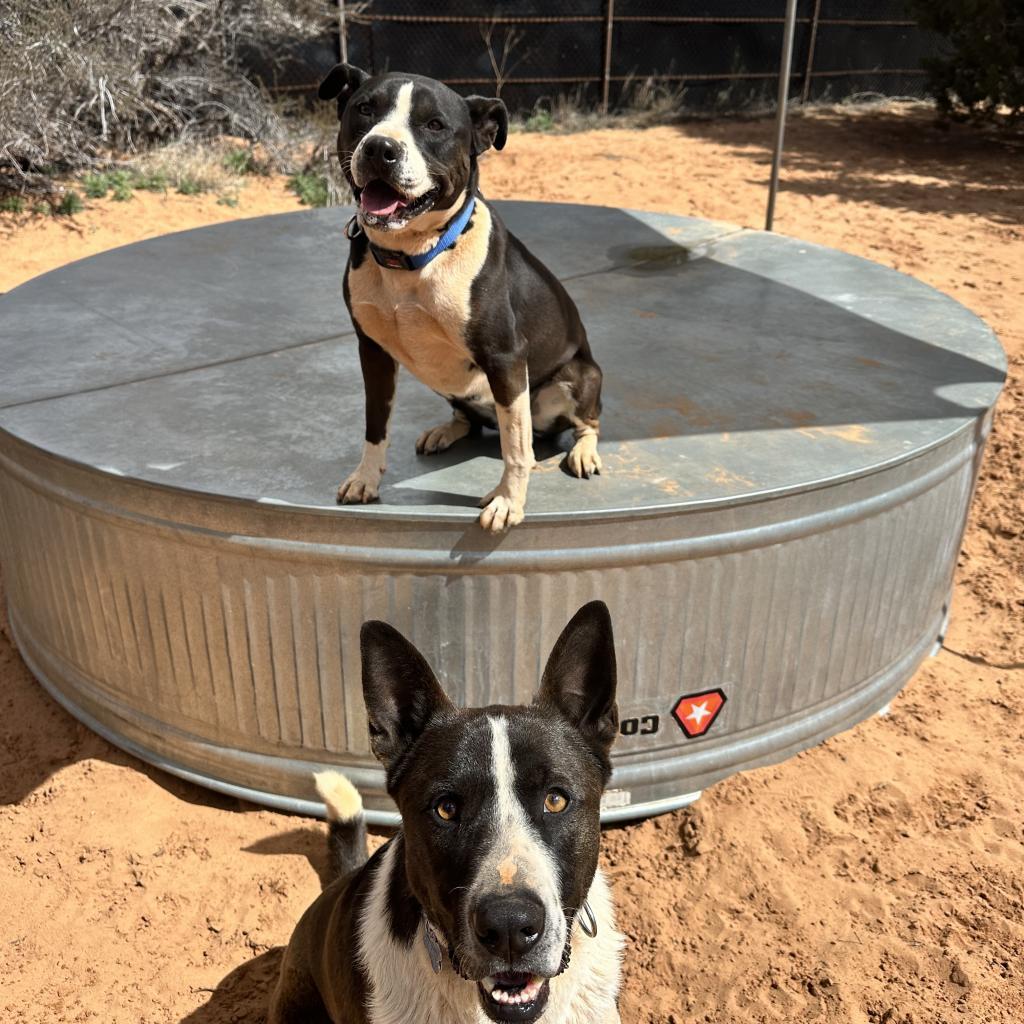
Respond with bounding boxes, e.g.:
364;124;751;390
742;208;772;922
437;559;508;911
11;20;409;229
481;977;497;994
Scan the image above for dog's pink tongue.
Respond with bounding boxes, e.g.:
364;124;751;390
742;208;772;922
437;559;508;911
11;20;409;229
360;180;407;216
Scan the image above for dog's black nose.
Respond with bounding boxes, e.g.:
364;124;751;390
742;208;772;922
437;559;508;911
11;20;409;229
472;893;546;959
362;135;402;167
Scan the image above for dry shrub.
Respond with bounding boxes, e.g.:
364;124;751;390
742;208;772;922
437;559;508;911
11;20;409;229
130;138;247;195
0;0;333;197
516;76;691;134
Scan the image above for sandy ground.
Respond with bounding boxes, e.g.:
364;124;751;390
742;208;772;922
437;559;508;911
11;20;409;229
1;108;1022;1023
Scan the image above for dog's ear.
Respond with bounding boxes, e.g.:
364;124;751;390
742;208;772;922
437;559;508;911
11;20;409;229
361;620;455;773
318;62;369;117
466;96;509;155
536;601;618;752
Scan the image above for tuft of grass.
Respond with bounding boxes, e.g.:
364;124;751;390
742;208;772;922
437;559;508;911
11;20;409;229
511;76;690;135
287;171;330;207
522;109;555;133
132;140;243;197
0;194;25;213
132;170;169;192
216;194;239;207
54;190;84;215
108;170;134;201
222;146;265;175
82;173;109;198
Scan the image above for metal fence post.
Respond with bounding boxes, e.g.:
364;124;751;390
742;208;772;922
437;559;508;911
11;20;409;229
801;0;823;103
601;0;615;114
765;0;799;232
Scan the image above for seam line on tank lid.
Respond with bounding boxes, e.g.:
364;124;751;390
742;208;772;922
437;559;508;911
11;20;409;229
0;220;746;411
0;329;357;412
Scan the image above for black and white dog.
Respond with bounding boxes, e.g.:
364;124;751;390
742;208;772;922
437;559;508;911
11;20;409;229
269;601;624;1023
319;64;605;531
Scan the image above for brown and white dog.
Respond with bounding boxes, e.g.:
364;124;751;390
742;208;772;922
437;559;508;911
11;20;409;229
269;601;624;1023
319;65;605;531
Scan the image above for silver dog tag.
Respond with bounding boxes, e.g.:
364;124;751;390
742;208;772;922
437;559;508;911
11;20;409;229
423;919;443;974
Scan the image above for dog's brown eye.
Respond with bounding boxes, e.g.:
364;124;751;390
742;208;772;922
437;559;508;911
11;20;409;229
357;102;373;117
434;796;460;822
427;118;445;131
544;790;569;814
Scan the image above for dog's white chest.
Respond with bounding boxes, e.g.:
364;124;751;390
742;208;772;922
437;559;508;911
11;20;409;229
348;204;495;404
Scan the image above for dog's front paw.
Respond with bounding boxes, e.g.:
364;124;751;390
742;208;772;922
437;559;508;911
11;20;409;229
478;490;525;532
416;418;470;455
566;434;602;478
337;469;381;504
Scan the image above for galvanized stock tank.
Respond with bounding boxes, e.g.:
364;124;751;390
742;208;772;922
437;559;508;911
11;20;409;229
0;203;1005;822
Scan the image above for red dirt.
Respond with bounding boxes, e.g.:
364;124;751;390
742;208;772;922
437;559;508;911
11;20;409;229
1;108;1022;1023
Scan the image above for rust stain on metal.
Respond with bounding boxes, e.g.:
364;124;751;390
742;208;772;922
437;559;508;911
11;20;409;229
652;477;683;496
798;424;873;445
651;416;680;438
779;408;818;427
641;396;732;431
709;467;757;488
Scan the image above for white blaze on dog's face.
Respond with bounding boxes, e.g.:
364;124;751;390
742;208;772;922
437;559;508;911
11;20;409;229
318;64;508;234
360;603;618;1024
473;716;571;976
350;81;434;220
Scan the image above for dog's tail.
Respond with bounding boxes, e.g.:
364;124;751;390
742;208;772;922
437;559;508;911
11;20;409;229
314;770;368;882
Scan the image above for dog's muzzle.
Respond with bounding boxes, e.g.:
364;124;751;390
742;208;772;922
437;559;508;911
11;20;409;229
472;892;546;961
359;135;403;180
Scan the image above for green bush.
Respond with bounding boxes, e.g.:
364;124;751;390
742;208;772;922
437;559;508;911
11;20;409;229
54;190;84;215
287;172;330;207
176;177;203;196
133;171;169;192
522;108;555;133
910;0;1024;119
223;147;263;175
82;173;109;198
108;171;134;201
0;194;25;213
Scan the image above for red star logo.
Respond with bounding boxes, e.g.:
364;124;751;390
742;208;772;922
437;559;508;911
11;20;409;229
671;689;727;738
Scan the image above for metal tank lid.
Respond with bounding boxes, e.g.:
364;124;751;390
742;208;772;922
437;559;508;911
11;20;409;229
0;202;1006;522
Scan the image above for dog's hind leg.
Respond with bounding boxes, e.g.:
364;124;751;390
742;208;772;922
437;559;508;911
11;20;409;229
268;959;334;1024
416;407;473;455
557;357;603;479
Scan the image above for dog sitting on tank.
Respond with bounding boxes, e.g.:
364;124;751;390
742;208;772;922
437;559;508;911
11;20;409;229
319;64;605;532
269;601;624;1024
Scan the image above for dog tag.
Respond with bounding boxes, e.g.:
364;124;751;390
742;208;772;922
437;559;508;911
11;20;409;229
422;919;443;974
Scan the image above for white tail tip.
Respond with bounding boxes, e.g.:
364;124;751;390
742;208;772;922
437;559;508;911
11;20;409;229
314;770;363;822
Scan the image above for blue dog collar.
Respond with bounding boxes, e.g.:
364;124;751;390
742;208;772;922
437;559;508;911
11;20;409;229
350;195;477;272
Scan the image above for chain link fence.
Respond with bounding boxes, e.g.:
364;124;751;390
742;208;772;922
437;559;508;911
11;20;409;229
265;1;944;114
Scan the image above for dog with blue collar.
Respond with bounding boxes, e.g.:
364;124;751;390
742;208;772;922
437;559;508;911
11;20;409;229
320;64;606;532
